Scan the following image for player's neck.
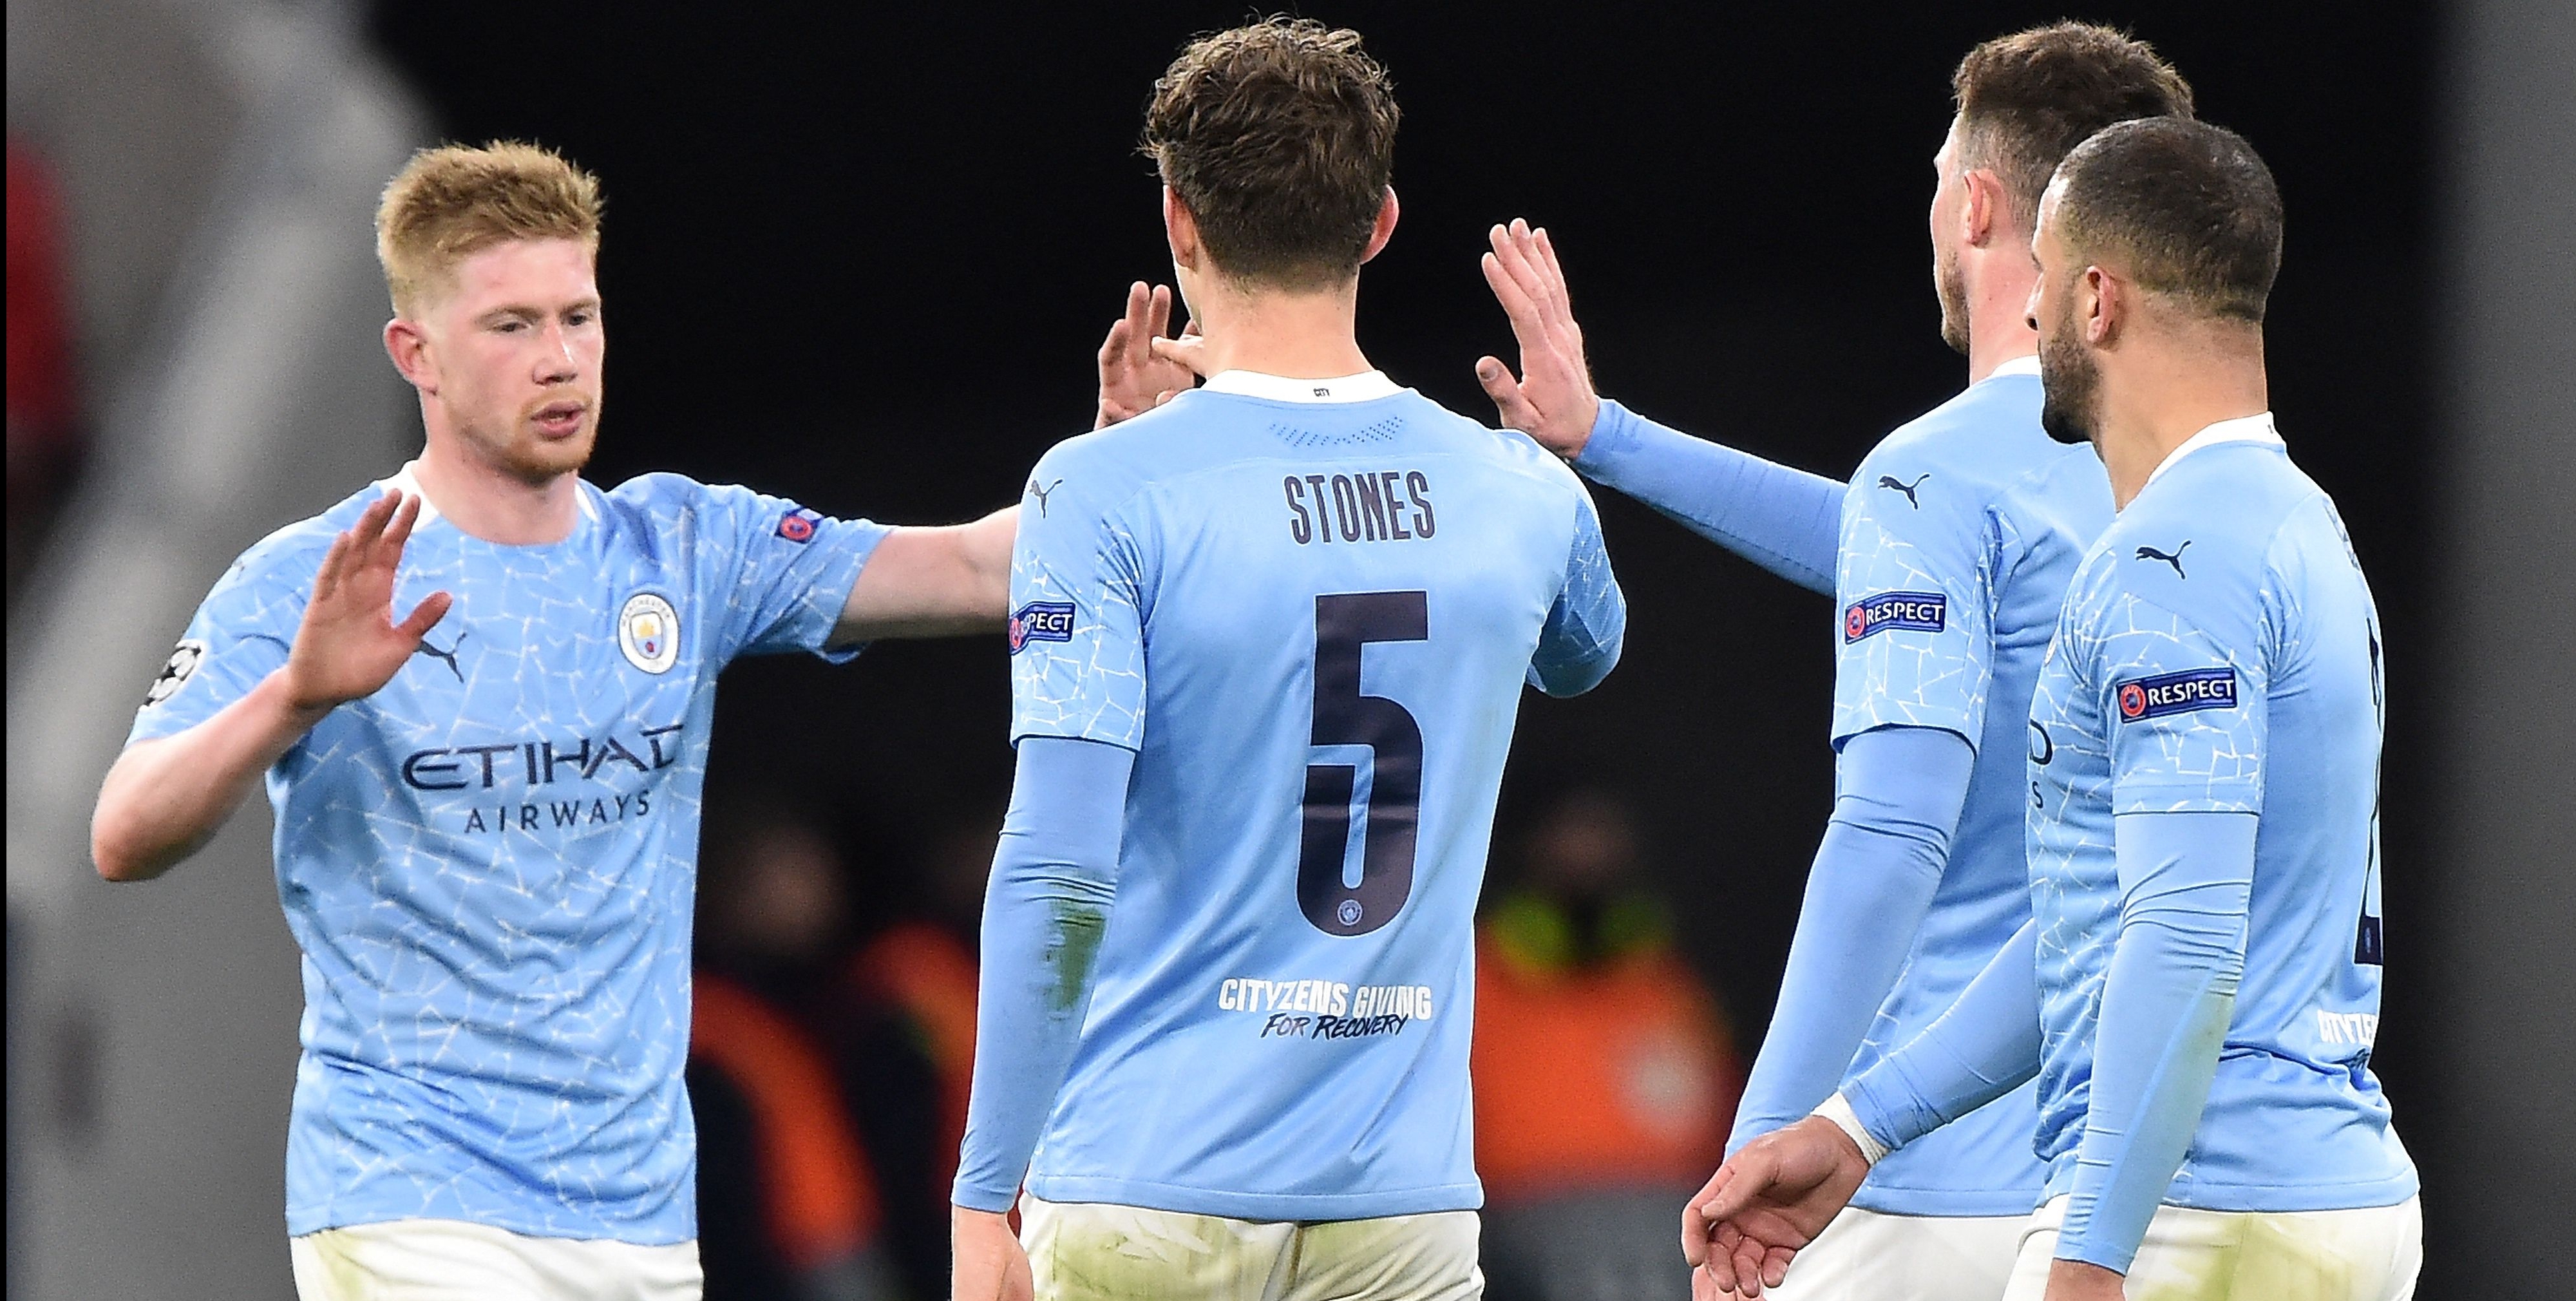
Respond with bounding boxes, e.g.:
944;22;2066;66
413;433;582;545
1962;256;2040;385
1184;276;1373;380
2096;331;2269;510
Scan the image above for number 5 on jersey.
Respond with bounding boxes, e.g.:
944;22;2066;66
1300;591;1426;937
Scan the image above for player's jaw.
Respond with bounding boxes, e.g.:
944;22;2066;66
1930;124;1974;356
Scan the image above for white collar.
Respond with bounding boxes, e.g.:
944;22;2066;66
1200;370;1403;403
2144;412;2284;488
1984;354;2042;381
380;461;598;527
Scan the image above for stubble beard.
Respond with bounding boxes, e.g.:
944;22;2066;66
2037;314;2100;449
1936;252;1971;356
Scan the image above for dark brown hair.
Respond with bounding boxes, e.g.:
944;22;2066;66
2054;117;2284;323
1143;18;1399;290
1953;23;2195;233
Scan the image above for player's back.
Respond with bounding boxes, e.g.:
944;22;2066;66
1005;371;1624;1220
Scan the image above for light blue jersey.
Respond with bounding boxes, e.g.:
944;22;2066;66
2027;419;2416;1211
999;371;1623;1221
128;467;886;1243
1827;361;2112;1216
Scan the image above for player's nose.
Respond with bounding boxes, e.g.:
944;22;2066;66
534;321;580;383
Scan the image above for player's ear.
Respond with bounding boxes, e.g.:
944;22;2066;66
2082;267;2121;347
1162;185;1203;274
1359;187;1399;266
383;316;437;394
1960;169;2003;247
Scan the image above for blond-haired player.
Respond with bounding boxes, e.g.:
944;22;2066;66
90;141;1014;1301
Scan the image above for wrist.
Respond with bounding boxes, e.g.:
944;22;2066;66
258;669;337;733
1811;1091;1889;1167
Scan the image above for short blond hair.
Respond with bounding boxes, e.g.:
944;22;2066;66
374;141;602;315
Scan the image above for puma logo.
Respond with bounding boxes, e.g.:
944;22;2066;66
413;629;468;682
1027;477;1065;517
1877;473;1929;508
2136;541;2192;578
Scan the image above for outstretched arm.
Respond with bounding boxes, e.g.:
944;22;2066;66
1727;725;1975;1148
1476;220;1842;594
833;507;1016;643
93;493;449;881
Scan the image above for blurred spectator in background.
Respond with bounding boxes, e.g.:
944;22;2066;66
692;797;904;1300
7;135;83;599
834;801;996;1295
1473;788;1745;1301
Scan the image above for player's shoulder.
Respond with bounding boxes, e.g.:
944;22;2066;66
217;480;390;591
1855;374;2060;515
2093;443;2316;624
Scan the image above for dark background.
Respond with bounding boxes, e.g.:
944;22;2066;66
374;0;2444;1260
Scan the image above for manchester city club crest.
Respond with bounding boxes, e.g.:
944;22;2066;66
617;592;681;674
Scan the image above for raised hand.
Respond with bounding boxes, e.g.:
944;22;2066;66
1476;218;1601;459
281;492;452;714
1096;281;1204;428
1681;1116;1871;1297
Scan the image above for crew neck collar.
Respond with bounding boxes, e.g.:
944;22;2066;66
1200;370;1403;403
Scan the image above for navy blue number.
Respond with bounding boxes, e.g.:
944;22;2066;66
1299;591;1427;937
2355;620;2386;965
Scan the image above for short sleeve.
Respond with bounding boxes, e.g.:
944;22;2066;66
2089;591;2269;814
1007;446;1149;750
126;547;313;745
1527;477;1625;698
1830;466;1997;748
674;478;889;665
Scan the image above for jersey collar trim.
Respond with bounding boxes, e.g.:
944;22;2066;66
380;461;600;528
2145;412;2284;488
1984;354;2042;381
1201;369;1402;403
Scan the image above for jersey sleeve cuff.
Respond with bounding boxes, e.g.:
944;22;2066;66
1571;399;1645;474
1812;1092;1889;1167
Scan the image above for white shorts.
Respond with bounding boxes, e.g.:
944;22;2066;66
290;1217;703;1301
1762;1206;2024;1301
2001;1194;2422;1301
1021;1193;1482;1301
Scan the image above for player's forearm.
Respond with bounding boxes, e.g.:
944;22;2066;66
2058;811;2255;1275
1573;399;1842;595
91;672;325;882
1842;918;2043;1152
1731;725;1973;1150
952;736;1132;1211
833;507;1016;642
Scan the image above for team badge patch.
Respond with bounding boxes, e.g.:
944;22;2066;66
143;639;208;707
618;593;681;674
777;510;817;543
1844;591;1947;643
2116;667;2237;721
1008;601;1075;654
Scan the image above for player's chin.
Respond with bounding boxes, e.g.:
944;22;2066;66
508;424;596;477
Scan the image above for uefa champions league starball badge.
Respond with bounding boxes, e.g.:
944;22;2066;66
617;593;681;674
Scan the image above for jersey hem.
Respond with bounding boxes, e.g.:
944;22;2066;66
1846;1186;2044;1218
1023;1174;1483;1222
286;1203;697;1247
2039;1165;2420;1214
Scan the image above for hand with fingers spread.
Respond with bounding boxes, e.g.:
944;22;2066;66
1476;218;1602;459
1095;281;1205;429
1681;1115;1871;1297
282;492;453;715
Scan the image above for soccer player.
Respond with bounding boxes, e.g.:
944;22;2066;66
1474;25;2193;1300
87;142;1016;1301
1694;118;2420;1301
947;20;1624;1301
